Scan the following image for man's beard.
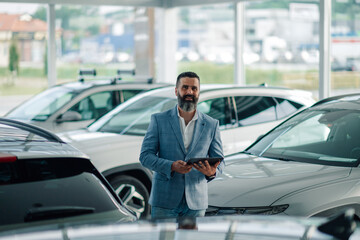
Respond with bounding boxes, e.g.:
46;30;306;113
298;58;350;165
177;93;198;112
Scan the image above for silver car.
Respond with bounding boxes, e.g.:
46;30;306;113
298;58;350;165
59;85;315;218
207;93;360;218
0;209;358;240
5;78;168;132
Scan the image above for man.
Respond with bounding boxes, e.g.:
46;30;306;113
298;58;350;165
139;71;224;220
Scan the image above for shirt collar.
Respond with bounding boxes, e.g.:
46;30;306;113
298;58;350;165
177;106;198;121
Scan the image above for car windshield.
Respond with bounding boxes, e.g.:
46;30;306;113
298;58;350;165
6;87;76;121
245;109;360;167
90;96;177;136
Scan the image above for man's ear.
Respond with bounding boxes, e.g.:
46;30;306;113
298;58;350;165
175;87;178;97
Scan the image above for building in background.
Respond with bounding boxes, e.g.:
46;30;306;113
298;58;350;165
0;13;61;66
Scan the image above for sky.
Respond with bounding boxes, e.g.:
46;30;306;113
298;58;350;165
0;3;40;14
0;3;129;15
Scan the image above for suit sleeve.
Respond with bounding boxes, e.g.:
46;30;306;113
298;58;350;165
208;120;225;180
139;114;174;179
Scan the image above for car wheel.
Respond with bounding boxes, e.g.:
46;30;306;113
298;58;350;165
110;175;150;219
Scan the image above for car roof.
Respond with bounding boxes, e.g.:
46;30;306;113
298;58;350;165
129;84;314;100
88;84;315;128
55;79;171;93
0;118;88;160
311;93;360;110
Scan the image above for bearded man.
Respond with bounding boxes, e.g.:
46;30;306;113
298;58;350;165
139;71;224;220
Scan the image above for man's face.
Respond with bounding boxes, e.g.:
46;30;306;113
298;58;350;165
175;77;200;112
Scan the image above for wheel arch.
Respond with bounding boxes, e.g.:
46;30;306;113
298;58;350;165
310;204;360;218
102;163;153;193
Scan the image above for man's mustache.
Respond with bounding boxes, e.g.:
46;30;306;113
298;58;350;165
182;94;195;101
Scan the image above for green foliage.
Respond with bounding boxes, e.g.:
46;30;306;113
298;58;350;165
17;68;43;78
247;1;289;9
86;25;100;35
8;39;19;73
32;6;47;21
44;44;48;76
178;62;234;84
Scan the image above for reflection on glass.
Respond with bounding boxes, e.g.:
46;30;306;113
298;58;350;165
247;109;360;166
6;87;74;121
331;0;360;96
94;97;177;136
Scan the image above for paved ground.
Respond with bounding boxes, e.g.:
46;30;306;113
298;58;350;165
0;95;32;117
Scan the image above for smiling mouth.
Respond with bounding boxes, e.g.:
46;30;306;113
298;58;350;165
184;95;195;101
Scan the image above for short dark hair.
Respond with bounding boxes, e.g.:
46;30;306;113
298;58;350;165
176;72;200;88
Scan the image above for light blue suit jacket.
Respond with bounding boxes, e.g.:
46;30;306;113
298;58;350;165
139;105;224;210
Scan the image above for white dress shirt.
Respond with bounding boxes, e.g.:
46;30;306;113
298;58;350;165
177;108;198;153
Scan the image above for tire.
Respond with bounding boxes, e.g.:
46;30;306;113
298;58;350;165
110;175;150;219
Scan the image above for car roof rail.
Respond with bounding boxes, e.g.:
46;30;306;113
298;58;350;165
0;118;64;143
78;69;97;83
312;93;360;107
112;69;154;84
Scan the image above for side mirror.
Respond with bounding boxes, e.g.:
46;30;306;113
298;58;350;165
57;111;82;122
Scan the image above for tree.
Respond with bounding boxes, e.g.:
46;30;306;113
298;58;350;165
44;43;48;76
8;39;19;73
32;6;46;21
8;39;20;85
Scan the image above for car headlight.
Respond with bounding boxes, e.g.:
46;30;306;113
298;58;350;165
206;204;289;216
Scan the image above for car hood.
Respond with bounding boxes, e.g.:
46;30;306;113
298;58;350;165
58;129;143;172
208;153;351;207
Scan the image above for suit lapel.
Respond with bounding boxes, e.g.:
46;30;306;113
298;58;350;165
169;106;186;154
187;112;206;156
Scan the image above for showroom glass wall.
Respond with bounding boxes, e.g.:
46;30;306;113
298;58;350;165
331;0;360;96
177;1;321;97
0;3;136;97
1;1;359;99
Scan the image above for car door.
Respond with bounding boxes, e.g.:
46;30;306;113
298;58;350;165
53;90;118;132
198;97;237;156
232;95;279;153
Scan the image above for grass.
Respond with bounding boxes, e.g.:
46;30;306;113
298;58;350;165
0;62;359;96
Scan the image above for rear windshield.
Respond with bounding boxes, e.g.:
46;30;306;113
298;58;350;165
0;158;120;226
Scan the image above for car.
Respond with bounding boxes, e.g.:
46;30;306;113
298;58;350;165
5;70;169;133
0;209;358;240
207;93;360;218
0;118;136;232
59;85;315;218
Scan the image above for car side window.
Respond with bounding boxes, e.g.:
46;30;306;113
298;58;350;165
67;91;117;121
234;96;277;126
89;91;116;118
198;97;233;129
68;96;97;121
275;97;303;119
121;90;142;102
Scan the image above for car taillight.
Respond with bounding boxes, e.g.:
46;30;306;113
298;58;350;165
0;153;17;163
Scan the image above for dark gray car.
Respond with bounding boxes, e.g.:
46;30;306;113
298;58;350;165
0;118;136;231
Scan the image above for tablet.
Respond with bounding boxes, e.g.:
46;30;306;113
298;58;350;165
187;157;223;166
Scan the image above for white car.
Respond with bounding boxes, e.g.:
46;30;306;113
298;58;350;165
5;77;168;133
59;85;315;218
